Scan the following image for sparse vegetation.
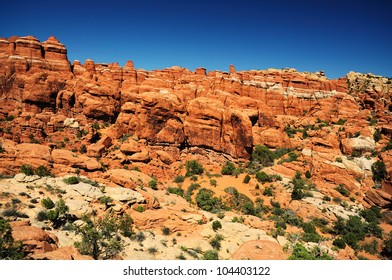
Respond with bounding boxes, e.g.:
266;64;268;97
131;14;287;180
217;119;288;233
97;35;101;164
73;213;125;260
221;161;236;175
203;250;219;260
372;161;386;182
63;176;79;185
243;174;251;184
185;160;204;176
173;175;185;183
148;179;158;190
20;164;34;176
335;184;350;197
0;218;24;259
212;220;222;231
196;188;221;213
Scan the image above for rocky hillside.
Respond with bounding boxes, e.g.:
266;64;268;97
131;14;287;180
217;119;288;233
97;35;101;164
1;35;392;260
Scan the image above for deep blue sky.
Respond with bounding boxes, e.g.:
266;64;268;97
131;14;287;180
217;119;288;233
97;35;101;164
1;0;391;78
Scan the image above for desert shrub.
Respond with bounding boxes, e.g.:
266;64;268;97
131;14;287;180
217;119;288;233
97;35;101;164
212;220;222;231
185;160;204;176
92;122;100;130
73;213;125;260
173;175;185;183
221;161;236;175
209;179;217;187
99;196;113;205
148;179;158;190
243;174;251;183
288;243;332;260
167;187;184;197
196;188;221;213
162;226;170;235
185;183;200;202
148;247;158;254
278;152;299;164
333;237;346;249
263;186;274;196
79;144;87;154
203;250;219;260
242;201;256;215
301;222;321;243
2;208;28;218
251;145;275;167
255;171;272;183
372;161;387;182
34;165;50;177
360;206;381;224
305;170;312;179
45;199;69;228
383;138;392;151
63;176;79;185
41;197;55;209
20;164;34;176
335;184;350;197
382;233;392;259
135;206;145;213
209;234;224;250
0;218;24;260
373;128;382;142
118;214;134;238
36;210;48;221
135;232;145;243
336;118;347;125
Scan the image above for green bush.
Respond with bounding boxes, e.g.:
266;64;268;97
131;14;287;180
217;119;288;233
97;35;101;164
148;179;158;190
288;243;332;260
209;234;224;250
335;184;350;197
263;186;274;196
251;145;275;167
196;188;221;213
185;183;200;202
2;208;28;218
333;238;346;249
305;170;311;179
135;206;145;213
301;222;321;243
20;164;34;176
118;214;134;238
35;165;51;177
41;197;55;209
243;174;251;184
63;176;79;185
162;227;170;235
168;187;184;197
336;118;347;125
221;161;236;175
255;171;272;183
209;179;217;187
79;144;87;154
185;160;204;176
99;196;113;205
173;176;185;183
45;199;69;229
36;210;48;221
383;138;392;151
203;250;219;260
382;233;392;259
74;213;125;260
372;161;387;182
0;218;24;260
212;220;222;231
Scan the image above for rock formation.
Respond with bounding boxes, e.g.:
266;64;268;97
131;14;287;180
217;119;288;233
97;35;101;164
1;36;392;260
